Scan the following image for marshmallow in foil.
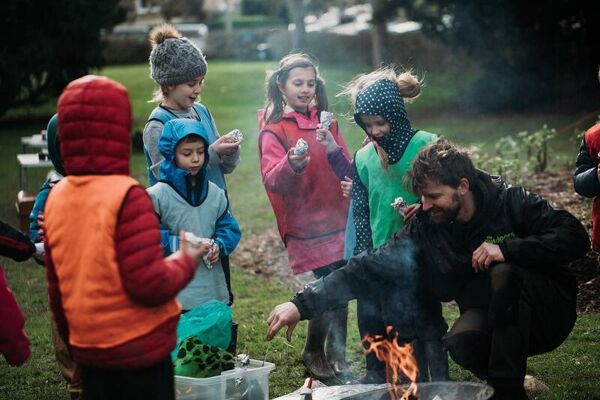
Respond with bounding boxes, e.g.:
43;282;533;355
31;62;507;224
320;111;333;130
293;138;309;155
236;353;251;367
227;129;243;142
184;232;215;269
391;197;408;215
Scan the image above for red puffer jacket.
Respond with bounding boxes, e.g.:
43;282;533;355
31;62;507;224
45;75;196;369
0;220;34;366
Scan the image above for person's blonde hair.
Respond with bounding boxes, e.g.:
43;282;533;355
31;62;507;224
149;24;183;103
339;66;423;112
263;53;328;124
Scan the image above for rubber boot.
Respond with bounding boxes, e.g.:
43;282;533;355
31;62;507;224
423;339;449;381
412;340;429;382
302;315;336;380
325;307;350;378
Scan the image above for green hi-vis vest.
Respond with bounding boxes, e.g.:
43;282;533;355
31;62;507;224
355;130;437;249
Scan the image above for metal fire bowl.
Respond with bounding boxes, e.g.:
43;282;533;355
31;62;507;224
342;382;494;400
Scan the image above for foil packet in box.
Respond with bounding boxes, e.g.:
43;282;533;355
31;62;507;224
293;138;309;155
390;196;408;216
320;111;333;130
227;129;243;142
184;232;215;269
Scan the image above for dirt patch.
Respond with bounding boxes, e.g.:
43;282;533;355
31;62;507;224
230;228;314;291
232;169;599;312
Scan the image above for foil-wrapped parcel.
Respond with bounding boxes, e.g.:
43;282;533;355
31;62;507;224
320;111;333;130
227;129;243;142
293;138;309;155
184;232;215;269
390;196;408;215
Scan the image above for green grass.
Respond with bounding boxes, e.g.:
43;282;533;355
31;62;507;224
1;61;599;399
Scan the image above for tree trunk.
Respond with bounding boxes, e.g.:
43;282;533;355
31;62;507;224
224;0;233;34
370;0;390;67
286;0;306;50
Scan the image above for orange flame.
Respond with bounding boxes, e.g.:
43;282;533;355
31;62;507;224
363;326;418;400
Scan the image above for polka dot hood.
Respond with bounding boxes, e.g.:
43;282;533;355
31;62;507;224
354;79;415;163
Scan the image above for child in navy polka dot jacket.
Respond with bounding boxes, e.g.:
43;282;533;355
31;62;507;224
320;67;448;383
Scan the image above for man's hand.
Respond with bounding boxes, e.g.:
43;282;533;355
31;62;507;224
288;149;310;172
212;135;240;157
266;302;301;342
402;204;420;223
472;242;505;272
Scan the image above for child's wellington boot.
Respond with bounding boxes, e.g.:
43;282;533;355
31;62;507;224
302;315;336;380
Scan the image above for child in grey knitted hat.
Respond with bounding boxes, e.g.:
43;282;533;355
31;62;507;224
144;23;241;188
144;24;242;307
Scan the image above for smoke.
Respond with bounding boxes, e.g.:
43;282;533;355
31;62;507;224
358;236;424;342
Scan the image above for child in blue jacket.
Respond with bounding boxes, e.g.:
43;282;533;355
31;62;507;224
147;118;241;311
27;114;82;400
29;114;64;245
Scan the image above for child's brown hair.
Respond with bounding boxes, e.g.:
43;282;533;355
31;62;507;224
263;53;328;124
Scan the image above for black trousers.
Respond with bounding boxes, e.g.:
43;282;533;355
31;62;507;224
80;356;174;400
443;263;577;390
357;284;449;382
358;295;387;373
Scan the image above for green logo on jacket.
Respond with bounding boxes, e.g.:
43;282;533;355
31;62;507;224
485;232;516;244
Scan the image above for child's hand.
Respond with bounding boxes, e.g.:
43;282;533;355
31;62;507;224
37;212;46;243
341;176;353;198
179;231;211;264
207;242;220;264
402;204;421;223
316;125;338;153
213;135;240;157
288;149;310;172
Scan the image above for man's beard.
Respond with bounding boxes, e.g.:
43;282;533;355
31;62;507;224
429;193;461;224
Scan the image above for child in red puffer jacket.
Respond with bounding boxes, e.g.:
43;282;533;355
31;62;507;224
43;75;210;400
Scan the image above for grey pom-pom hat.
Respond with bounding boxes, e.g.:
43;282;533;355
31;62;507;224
149;37;207;86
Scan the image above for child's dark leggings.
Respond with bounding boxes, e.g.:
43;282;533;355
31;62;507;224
80;356;174;400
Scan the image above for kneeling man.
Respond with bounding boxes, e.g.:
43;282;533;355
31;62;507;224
267;139;589;400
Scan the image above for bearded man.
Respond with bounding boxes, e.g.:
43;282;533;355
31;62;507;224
266;139;589;400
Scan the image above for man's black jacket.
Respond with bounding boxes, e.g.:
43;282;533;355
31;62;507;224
291;171;589;338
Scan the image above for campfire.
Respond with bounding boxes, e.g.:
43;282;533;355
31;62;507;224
278;327;495;400
362;326;418;400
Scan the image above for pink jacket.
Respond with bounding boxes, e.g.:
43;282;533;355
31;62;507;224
258;107;350;274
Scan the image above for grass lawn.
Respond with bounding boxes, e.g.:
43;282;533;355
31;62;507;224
1;61;599;399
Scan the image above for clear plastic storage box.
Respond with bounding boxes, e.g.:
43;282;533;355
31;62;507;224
176;359;275;400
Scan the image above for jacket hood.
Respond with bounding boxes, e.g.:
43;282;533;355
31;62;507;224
158;118;210;206
57;75;131;176
465;170;505;232
354;79;414;161
46;114;66;176
258;106;319;131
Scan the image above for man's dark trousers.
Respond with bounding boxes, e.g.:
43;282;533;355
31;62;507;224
442;262;577;392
